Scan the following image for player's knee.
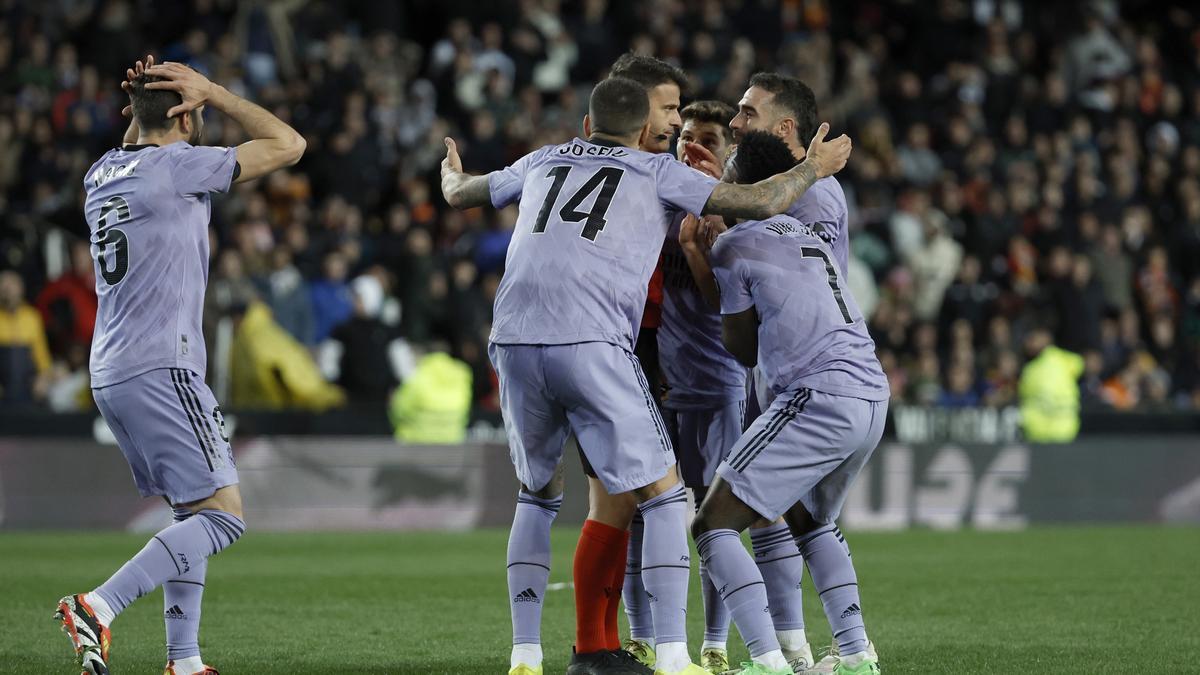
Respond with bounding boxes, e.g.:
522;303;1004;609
522;481;563;501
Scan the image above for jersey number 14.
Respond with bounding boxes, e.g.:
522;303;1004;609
532;166;625;241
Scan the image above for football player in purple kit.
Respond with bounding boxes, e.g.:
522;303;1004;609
55;56;304;675
688;74;865;673
679;131;887;675
440;77;852;675
654;101;745;674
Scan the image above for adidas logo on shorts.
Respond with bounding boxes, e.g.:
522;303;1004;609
513;588;540;603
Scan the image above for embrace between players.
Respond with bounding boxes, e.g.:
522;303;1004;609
56;49;886;675
442;55;889;675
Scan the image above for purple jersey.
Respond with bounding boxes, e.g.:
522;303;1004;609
710;214;888;401
658;214;746;409
488;137;718;348
84;143;238;387
786;176;849;274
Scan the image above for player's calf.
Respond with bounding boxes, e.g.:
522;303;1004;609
691;479;790;674
789;520;869;662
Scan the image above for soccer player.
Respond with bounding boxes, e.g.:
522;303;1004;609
678;131;887;675
494;54;691;675
633;99;747;674
440;78;851;675
55;56;305;675
730;73;876;673
584;53;687;672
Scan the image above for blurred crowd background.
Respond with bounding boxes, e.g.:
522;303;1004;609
1;0;1198;415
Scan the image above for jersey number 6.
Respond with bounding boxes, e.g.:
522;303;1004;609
96;195;131;285
532;166;625;241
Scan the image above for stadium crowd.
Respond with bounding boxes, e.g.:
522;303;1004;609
1;0;1198;414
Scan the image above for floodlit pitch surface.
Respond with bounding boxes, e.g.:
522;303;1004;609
1;527;1196;673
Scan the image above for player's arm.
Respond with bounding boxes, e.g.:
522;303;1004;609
677;214;723;310
144;63;306;183
721;308;758;367
701;123;851;220
440;138;493;210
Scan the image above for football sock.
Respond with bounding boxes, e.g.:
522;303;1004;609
696;493;730;646
164;507;207;662
638;484;692;669
699;556;730;646
750;521;807;632
695;528;785;666
797;525;867;656
93;510;243;621
169;656;205;674
622;512;654;641
573;519;627;653
511;643;543;669
507;491;561;651
604;527;630;650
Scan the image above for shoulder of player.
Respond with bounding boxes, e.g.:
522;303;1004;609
792;175;847;211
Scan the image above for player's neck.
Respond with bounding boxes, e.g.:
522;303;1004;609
132;130;187;147
789;141;806;162
588;132;637;148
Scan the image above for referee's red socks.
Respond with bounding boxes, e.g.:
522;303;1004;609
573;519;629;653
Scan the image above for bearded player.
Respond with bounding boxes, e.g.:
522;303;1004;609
682;130;886;675
55;57;304;675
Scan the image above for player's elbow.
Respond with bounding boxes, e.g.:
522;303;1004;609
281;133;306;166
443;186;465;210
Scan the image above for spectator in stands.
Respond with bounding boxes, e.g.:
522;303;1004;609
309;250;354;343
0;270;52;405
326;271;408;403
35;239;97;359
256;245;315;346
1;1;1198;416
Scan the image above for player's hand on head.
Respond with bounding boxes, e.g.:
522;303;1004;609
682;141;722;179
143;62;214;118
120;54;155;118
441;137;463;176
806;122;853;178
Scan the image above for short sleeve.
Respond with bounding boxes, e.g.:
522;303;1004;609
655;158;719;215
488;148;542;209
710;236;754;315
171;145;238;196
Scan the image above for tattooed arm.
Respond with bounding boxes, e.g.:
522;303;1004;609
701;122;851;220
441;137;494;210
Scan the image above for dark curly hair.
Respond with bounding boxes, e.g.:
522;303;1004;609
729;130;799;184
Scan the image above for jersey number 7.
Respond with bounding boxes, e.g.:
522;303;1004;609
800;247;853;324
532;166;625;241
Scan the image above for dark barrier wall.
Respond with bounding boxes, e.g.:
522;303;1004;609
2;434;1198;530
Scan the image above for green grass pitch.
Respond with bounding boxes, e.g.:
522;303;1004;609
1;526;1197;674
